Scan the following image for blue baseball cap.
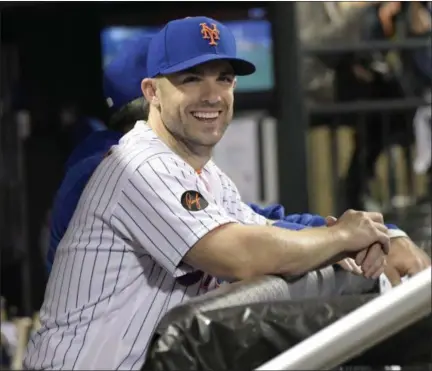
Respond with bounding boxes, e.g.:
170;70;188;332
147;16;256;77
103;36;152;112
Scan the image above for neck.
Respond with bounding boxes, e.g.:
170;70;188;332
147;110;211;171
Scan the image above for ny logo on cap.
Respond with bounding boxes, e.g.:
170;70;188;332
200;22;220;46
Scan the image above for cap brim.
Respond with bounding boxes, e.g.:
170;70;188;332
158;54;256;76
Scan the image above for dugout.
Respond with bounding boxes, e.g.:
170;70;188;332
0;0;430;335
0;3;431;369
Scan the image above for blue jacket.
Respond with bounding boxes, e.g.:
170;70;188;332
47;130;122;272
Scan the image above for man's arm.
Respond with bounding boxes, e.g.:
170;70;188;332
183;222;348;280
185;207;391;281
114;155;388;281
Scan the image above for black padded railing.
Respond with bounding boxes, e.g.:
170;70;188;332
142;267;378;370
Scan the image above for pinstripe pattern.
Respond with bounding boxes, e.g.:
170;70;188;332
24;121;267;370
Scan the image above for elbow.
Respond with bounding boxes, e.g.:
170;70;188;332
228;258;303;281
229;265;258;281
222;248;262;281
217;255;258;281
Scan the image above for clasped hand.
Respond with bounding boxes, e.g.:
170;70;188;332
327;210;389;280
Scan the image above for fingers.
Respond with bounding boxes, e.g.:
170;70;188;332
373;222;388;234
345;258;363;275
325;216;338;227
361;243;387;279
407;253;431;276
384;265;403;287
346;209;384;224
355;249;368;266
337;258;363;275
372;222;390;254
364;211;384;224
366;257;386;279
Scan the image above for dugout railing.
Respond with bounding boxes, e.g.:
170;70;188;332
256;267;431;370
142;267;432;371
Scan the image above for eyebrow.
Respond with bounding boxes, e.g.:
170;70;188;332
181;67;235;76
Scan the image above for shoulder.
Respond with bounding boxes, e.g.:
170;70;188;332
206;160;238;188
114;121;200;178
109;122;174;173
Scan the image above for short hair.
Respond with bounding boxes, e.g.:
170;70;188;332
108;97;149;133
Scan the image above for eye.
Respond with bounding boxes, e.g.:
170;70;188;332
181;76;201;84
219;75;235;83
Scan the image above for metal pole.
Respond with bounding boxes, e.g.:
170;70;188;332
303;38;430;55
270;2;309;213
256;267;432;370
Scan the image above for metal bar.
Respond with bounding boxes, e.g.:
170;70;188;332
270;2;309;213
357;113;368;210
303;38;430;55
308;98;429;115
382;112;397;206
256;267;432;371
329;118;339;215
403;111;415;198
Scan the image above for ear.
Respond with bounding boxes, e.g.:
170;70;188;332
233;77;237;90
141;78;160;108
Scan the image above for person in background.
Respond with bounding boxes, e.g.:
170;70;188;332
46;36;152;273
58;101;107;155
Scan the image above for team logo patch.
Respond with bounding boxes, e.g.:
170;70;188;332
181;190;208;211
200;22;220;46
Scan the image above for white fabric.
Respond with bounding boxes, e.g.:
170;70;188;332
388;229;408;239
413;90;432;174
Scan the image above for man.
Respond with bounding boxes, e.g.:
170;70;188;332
25;16;427;370
47;34;428;283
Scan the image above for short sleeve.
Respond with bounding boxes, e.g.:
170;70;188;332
217;170;268;226
112;155;237;276
237;201;268;225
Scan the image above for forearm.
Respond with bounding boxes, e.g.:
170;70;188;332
186;223;349;281
233;224;348;278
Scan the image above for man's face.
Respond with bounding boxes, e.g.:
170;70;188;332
155;60;236;149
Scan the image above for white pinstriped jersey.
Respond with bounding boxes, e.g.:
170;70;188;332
24;121;267;370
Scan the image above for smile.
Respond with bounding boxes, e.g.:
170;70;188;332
191;111;221;120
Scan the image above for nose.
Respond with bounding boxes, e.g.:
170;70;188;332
200;79;222;106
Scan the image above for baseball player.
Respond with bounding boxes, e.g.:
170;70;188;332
46;34;427;283
46;34;412;275
26;16;429;370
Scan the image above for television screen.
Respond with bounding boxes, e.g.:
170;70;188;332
101;18;273;92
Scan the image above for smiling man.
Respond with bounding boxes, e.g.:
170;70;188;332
24;16;393;370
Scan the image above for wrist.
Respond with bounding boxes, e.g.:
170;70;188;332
388;229;408;239
327;225;351;254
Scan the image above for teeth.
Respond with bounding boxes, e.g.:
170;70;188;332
192;112;219;119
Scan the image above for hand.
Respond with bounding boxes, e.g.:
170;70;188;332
327;214;388;279
329;210;390;254
353;243;388;279
328;217;363;275
335;257;363;275
384;238;431;286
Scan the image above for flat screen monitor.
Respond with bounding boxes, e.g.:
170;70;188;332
101;16;273;93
